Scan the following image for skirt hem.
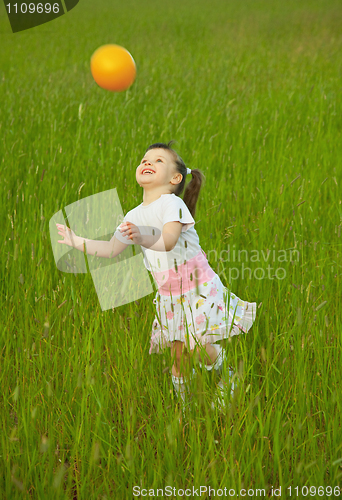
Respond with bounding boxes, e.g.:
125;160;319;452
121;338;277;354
149;301;257;354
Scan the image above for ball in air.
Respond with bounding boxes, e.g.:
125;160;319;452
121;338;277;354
90;44;136;92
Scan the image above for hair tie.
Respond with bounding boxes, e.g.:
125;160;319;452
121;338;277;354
187;168;192;175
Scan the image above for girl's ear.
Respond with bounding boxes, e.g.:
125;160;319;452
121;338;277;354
171;173;183;185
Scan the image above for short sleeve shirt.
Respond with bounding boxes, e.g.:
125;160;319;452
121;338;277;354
114;194;202;273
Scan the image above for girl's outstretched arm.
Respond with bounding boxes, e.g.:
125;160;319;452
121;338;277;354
56;224;128;258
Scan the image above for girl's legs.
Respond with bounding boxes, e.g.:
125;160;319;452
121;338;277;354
196;343;220;367
171;341;196;405
212;341;236;408
196;341;235;408
171;342;221;377
171;340;188;377
171;341;219;375
170;341;234;408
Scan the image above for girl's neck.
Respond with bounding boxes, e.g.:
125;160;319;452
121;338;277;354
142;187;172;206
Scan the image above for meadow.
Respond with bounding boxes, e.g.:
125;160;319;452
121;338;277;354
1;0;342;497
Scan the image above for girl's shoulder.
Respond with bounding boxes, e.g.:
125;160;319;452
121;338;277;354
162;194;195;226
161;194;193;216
162;193;187;207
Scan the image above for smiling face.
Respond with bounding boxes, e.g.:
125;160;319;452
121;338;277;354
136;148;183;191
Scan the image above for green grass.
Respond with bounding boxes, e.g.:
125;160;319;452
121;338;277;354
1;0;342;497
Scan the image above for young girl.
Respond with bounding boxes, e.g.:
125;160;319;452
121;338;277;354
56;142;256;410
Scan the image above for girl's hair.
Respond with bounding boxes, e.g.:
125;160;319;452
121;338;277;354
145;141;205;218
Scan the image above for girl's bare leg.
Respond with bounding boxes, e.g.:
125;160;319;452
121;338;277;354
171;341;196;406
171;340;188;377
196;343;219;366
172;341;223;374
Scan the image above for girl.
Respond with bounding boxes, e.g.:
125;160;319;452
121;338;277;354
56;142;256;410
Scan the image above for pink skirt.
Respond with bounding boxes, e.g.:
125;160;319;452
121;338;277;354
149;253;257;354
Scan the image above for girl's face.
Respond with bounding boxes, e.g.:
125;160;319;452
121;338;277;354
136;148;182;190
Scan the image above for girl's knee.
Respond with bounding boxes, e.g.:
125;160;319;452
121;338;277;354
193;343;219;365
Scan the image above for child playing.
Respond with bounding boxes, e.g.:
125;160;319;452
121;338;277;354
56;142;256;410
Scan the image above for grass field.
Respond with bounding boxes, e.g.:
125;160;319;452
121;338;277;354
1;0;342;497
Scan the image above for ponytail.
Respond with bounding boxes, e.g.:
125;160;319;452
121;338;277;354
181;169;204;219
145;141;205;219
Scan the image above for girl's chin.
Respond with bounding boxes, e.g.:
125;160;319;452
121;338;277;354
138;181;154;187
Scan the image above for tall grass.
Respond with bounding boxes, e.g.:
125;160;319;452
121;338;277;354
1;0;342;497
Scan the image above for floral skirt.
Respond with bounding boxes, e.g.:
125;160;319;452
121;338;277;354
149;273;257;354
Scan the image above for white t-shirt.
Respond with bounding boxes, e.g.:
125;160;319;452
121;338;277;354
114;194;202;273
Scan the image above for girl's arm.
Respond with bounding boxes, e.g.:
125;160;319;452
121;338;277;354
120;221;183;252
56;224;128;258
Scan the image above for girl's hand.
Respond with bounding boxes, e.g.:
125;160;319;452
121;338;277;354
119;222;143;245
56;223;77;247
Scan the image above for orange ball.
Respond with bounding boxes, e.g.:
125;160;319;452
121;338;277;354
90;44;136;92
